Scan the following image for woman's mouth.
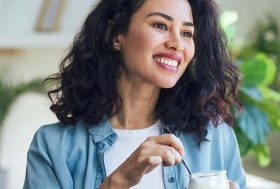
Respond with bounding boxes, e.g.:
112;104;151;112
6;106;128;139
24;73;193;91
154;56;179;67
153;53;182;73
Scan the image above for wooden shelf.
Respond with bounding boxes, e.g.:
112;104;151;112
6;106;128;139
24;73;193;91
0;33;75;49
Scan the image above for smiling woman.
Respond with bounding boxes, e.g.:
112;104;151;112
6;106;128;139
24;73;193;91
113;0;194;89
23;0;246;189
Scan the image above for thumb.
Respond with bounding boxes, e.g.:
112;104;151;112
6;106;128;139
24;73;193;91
228;180;240;189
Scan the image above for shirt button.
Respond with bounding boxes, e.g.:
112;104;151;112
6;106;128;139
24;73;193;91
108;133;117;145
110;133;117;142
168;177;175;183
97;142;105;150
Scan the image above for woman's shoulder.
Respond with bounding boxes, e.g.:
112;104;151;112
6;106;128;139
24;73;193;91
26;120;99;186
207;121;235;137
32;120;90;151
178;121;235;141
204;121;237;147
178;121;237;151
38;120;87;137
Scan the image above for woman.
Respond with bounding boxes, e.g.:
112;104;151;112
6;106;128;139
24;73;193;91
24;0;246;188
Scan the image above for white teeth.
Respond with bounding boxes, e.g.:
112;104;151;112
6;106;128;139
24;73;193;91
154;56;178;67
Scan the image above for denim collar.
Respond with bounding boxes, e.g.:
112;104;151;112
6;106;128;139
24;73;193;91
87;115;176;142
88;116;116;143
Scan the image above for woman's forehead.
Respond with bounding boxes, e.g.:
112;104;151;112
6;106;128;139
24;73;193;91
133;0;193;23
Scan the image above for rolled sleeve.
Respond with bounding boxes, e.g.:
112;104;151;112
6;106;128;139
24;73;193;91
226;127;246;189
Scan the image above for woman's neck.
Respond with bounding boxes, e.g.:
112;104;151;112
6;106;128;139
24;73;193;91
109;76;160;130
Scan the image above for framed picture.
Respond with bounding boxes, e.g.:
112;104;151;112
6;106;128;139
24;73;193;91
35;0;67;32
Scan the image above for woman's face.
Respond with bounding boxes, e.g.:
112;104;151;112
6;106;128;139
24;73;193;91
116;0;195;88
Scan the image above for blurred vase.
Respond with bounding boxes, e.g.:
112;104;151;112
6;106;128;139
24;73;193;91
0;168;7;189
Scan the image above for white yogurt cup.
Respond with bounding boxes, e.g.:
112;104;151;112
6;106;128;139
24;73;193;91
188;170;229;189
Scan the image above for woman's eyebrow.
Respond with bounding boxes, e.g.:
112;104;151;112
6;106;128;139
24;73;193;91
146;12;194;27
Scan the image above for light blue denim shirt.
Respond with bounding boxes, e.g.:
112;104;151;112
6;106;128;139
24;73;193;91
24;117;246;189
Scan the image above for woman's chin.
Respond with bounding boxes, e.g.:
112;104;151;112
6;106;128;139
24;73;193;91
157;80;178;89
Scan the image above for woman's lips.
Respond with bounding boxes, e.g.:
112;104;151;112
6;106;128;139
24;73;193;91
153;53;182;73
154;53;182;62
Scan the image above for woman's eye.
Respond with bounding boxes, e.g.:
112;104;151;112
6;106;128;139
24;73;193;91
153;22;168;30
181;31;193;38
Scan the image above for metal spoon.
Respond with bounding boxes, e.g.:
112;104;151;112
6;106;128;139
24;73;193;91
165;128;192;175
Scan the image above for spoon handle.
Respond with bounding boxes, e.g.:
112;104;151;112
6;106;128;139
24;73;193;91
164;128;192;175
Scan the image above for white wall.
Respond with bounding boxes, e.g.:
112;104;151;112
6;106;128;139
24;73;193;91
0;0;94;35
217;0;280;42
0;0;43;34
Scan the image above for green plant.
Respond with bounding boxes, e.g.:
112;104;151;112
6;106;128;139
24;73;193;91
239;15;280;90
0;79;44;174
235;53;280;167
0;79;44;127
222;12;280;167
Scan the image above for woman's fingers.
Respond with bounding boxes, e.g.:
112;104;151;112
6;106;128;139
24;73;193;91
162;150;176;166
110;134;186;187
140;143;182;166
143;134;184;166
147;134;185;157
228;181;240;189
147;156;163;165
160;146;182;166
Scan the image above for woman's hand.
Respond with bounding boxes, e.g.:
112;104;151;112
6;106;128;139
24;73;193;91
229;181;240;189
100;134;185;189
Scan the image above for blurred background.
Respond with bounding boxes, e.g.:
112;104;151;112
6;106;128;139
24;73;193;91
0;0;279;188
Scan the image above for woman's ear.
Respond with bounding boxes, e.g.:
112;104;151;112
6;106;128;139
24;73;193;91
113;36;122;51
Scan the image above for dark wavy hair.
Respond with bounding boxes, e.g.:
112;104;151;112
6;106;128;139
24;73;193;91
45;0;242;142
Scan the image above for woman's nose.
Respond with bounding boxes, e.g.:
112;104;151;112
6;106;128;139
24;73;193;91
165;33;184;52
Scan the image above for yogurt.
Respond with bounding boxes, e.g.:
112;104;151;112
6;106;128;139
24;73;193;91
188;170;229;189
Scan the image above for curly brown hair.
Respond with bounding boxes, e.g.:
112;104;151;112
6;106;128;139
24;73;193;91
45;0;242;143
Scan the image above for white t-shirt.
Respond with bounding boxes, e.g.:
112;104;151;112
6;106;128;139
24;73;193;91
104;121;165;189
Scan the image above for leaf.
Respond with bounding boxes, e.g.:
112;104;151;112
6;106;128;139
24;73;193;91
252;143;271;167
239;86;263;101
238;87;280;131
259;86;280;101
255;53;277;86
240;59;266;86
0;84;17;126
239;53;277;87
0;79;44;126
237;104;270;144
256;100;280;131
